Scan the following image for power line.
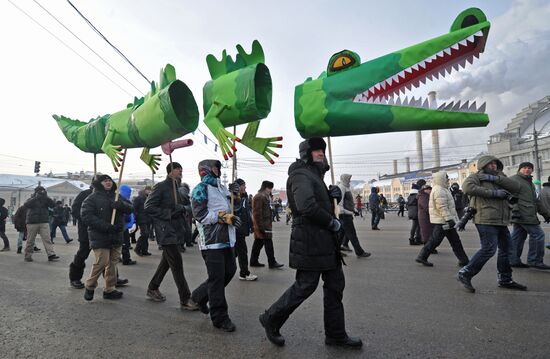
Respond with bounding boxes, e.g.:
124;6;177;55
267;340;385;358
32;0;145;95
66;0;151;85
7;0;134;97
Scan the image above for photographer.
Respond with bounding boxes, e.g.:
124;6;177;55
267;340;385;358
457;155;525;293
509;162;550;269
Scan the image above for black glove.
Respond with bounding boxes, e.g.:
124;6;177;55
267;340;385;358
171;204;185;218
446;219;456;229
228;182;240;194
478;173;499;182
492;189;510;199
328;185;342;204
108;224;121;233
111;200;126;210
544;216;550;224
232;216;242;229
328;218;341;232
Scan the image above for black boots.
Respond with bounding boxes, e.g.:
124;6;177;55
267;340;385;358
103;290;124;300
457;272;475;293
84;288;94;301
325;336;363;348
259;312;285;346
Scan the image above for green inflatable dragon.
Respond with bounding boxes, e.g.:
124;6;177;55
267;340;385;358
53;64;199;172
202;40;282;164
295;8;491;138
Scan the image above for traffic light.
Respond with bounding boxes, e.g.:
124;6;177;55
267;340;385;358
34;161;41;174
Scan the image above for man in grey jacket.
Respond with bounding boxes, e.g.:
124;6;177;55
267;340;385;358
508;162;550;269
458;155;525;292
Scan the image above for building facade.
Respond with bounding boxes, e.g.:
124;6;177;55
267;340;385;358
487;96;550;182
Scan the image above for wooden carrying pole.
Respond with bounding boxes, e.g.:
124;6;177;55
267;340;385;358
169;154;178;204
327;137;339;217
231;125;236;214
111;149;128;224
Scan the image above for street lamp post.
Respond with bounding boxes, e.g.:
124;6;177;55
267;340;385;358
533;105;549;192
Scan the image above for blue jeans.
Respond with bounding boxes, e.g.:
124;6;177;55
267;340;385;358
50;223;71;242
460;224;512;283
509;223;545;265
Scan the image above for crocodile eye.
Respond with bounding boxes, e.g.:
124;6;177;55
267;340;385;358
331;55;355;72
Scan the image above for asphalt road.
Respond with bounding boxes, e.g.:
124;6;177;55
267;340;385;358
1;214;550;358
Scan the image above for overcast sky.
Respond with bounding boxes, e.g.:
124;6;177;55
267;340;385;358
1;0;548;191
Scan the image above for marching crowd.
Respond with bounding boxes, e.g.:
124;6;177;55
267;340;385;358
1;141;550;349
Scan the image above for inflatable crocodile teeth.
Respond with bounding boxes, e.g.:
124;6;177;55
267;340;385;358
295;7;491;138
53;64;199;172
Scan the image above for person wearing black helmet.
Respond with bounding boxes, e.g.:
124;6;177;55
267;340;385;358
190;159;241;332
259;137;362;349
145;162;199;311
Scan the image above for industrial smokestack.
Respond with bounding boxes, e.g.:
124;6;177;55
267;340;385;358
405;157;411;172
416;131;424;170
428;91;441;168
393;160;398;174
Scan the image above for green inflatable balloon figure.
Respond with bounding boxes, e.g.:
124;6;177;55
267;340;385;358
295;8;491;138
53;64;199;172
203;40;282;164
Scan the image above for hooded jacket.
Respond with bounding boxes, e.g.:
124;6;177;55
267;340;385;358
287;158;339;271
24;187;55;224
338;174;355;216
368;187;380;211
462;155;520;226
509;173;550;225
81;177;133;249
428;171;458;224
191;160;235;250
119;185;135;229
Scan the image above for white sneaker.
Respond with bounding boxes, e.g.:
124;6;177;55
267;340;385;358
239;274;258;281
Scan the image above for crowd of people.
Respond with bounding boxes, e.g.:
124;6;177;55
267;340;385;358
1;142;550;349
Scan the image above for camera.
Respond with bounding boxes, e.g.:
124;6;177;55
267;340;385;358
454;207;477;232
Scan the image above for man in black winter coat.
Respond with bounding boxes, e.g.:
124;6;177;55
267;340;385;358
69;180;129;289
81;174;133;301
23;186;58;262
145;162;198;311
259;137;362;349
132;186;153;256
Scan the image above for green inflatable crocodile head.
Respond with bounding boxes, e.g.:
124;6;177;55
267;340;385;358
294;8;491;138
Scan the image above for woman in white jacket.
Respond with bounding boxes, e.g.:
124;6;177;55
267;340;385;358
415;171;469;267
